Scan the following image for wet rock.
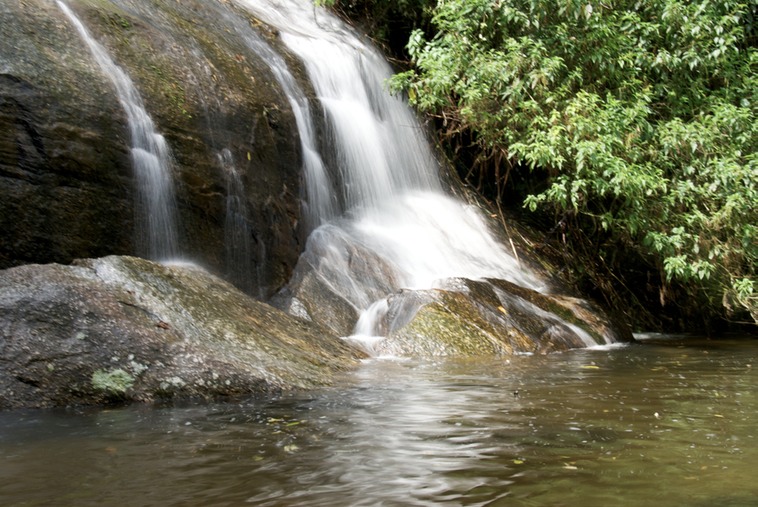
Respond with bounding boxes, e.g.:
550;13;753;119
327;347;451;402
0;0;310;297
272;224;401;336
485;278;634;344
273;217;631;355
376;288;516;356
0;256;365;409
372;277;631;358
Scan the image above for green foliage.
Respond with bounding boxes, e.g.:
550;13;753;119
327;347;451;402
390;0;756;326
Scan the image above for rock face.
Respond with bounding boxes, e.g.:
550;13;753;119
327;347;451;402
0;256;364;409
0;0;310;297
272;224;402;337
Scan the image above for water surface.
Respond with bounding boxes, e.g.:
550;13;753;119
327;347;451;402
1;336;756;506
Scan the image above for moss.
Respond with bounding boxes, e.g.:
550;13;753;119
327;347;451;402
383;289;535;357
98;11;132;31
402;301;508;356
91;368;135;395
380;282;614;357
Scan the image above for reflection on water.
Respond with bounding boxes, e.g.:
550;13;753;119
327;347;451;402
1;337;757;506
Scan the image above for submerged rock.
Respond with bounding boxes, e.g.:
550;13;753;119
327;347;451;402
0;256;364;409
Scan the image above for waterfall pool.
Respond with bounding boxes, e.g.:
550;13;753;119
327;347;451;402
1;335;756;506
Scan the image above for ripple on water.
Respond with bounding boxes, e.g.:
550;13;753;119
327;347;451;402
0;338;756;506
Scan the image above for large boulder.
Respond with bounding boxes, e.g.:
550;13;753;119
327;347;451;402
0;256;364;409
0;0;310;297
371;277;630;357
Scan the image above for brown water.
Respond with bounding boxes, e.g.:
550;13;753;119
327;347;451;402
1;335;756;506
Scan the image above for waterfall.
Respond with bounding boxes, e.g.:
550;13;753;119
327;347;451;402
46;0;613;350
228;21;337;230
237;0;442;211
237;0;547;337
57;1;179;261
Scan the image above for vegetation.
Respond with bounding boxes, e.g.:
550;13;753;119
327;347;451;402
321;0;756;330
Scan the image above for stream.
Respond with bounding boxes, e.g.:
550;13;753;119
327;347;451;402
1;335;756;506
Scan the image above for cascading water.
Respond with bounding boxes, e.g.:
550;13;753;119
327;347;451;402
237;0;442;211
226;0;569;349
44;0;613;352
238;0;547;341
57;1;179;261
227;20;337;229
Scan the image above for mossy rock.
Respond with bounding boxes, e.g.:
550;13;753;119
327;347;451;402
373;276;628;358
92;368;135;397
1;0;312;297
0;256;365;409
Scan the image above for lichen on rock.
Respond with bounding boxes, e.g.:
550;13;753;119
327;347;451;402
91;368;135;396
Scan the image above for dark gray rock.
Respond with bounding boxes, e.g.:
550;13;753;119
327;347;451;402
0;256;364;409
0;0;311;297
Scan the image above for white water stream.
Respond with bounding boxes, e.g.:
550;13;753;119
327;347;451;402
57;1;179;261
236;0;546;338
228;20;337;229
